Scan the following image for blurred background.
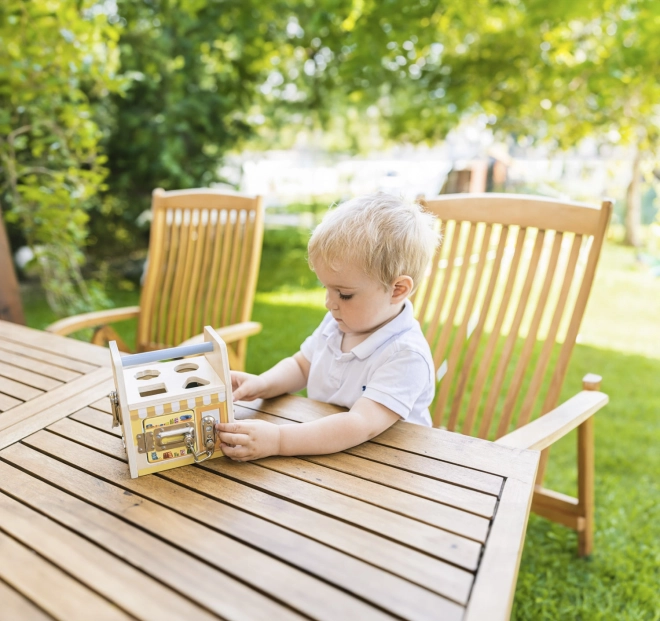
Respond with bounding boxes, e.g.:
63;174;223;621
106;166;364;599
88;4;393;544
1;2;659;619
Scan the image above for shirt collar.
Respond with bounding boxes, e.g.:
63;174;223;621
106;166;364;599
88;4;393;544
321;299;415;360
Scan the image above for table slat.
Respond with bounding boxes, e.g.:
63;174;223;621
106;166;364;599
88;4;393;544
0;580;55;621
208;456;482;570
52;417;465;620
0;492;221;621
0;368;112;442
8;436;399;621
346;441;504;496
0;321;110;368
0;346;81;382
54;408;476;606
0;530;133;621
0;376;43;401
0;340;96;374
0;360;64;391
0;392;22;412
0;460;299;621
259;456;491;541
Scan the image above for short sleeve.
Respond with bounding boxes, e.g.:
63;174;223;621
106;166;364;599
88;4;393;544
362;350;434;420
300;312;332;362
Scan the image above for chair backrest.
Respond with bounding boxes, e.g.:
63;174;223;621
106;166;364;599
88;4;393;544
413;193;611;439
137;188;264;352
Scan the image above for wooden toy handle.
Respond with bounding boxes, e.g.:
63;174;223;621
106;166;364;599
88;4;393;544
118;342;214;368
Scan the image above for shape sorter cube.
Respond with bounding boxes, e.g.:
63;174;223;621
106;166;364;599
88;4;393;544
108;326;234;478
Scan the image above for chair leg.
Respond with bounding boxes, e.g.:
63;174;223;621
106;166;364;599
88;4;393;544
577;416;595;557
530;416;595;557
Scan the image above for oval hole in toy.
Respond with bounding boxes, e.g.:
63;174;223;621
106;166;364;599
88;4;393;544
135;369;160;381
174;363;199;373
183;376;210;389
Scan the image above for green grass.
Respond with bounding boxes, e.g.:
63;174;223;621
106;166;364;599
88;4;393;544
20;237;660;620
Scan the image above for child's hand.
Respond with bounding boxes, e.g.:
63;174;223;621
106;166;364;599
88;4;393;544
230;370;268;401
216;420;281;461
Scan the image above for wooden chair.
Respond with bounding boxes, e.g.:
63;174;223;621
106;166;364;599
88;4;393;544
414;193;611;556
46;188;264;371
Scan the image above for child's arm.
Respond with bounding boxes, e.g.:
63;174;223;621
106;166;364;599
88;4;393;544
231;352;310;401
217;397;399;461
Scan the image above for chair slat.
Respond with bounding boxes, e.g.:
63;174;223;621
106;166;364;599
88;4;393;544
432;222;478;372
156;211;182;348
211;210;234;329
138;204;167;349
425;221;462;365
167;209;192;347
516;234;583;428
221;211;244;327
230;212;252;325
413;220;444;322
461;229;527;437
479;230;546;439
457;227;510;436
496;232;564;437
192;210;216;337
182;210;208;342
441;225;493;431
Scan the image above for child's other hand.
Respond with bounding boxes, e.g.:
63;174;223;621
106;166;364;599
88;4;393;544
230;371;267;401
216;420;281;461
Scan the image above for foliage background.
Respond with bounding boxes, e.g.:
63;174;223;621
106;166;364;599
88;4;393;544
3;0;660;316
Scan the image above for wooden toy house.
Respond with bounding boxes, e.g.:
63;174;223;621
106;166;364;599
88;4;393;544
109;326;233;478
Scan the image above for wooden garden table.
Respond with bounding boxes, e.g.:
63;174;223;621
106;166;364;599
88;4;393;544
0;320;540;621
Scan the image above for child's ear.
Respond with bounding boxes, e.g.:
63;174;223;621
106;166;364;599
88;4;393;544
391;275;413;302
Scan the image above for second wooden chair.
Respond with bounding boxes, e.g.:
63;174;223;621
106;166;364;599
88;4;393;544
47;188;264;371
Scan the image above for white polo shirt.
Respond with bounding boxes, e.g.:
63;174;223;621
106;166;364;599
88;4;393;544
300;300;434;426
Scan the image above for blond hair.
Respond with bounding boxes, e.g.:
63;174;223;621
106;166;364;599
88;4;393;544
308;193;440;292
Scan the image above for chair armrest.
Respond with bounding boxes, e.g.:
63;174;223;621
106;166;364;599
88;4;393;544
495;390;609;451
45;306;141;336
178;322;262;347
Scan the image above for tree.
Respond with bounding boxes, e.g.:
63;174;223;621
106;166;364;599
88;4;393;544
260;0;660;245
95;0;312;256
0;0;121;313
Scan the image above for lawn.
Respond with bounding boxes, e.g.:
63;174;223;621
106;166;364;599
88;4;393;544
21;235;660;620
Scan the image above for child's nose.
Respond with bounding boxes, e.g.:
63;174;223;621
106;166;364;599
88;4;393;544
325;291;338;311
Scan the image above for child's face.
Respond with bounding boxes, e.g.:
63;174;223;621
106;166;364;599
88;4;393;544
315;260;405;336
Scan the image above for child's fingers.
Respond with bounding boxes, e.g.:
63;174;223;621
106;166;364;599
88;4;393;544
218;431;250;445
221;443;250;460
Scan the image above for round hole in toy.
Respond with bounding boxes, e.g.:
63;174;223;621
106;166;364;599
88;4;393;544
174;363;199;373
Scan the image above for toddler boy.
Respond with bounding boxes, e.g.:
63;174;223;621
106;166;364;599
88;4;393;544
216;193;440;460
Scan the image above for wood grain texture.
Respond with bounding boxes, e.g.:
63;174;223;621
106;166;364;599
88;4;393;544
423;193;603;235
9;435;399;621
0;492;219;621
0;530;132;621
66;407;474;607
0;339;95;374
0;459;297;621
304;452;498;517
0;580;54;621
0;369;113;448
259;456;491;541
0;320;110;367
0;346;80;382
464;476;537;621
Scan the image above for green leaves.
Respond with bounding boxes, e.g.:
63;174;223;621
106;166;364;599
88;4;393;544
0;0;120;315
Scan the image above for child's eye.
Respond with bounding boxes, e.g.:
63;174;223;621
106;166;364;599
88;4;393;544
339;293;353;300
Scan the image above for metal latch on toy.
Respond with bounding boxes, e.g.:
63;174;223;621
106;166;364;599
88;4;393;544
109;391;122;428
184;415;217;464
